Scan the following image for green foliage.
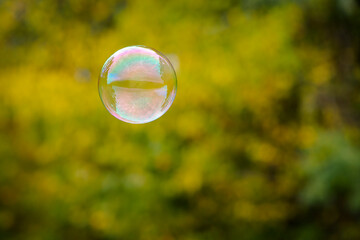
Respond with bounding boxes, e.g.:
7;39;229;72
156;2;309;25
0;0;359;239
301;132;360;210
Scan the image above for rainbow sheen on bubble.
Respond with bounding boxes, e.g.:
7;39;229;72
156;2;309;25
98;46;177;124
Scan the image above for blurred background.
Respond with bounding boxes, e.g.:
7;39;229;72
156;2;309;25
1;0;360;239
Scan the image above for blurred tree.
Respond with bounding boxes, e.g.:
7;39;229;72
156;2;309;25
0;0;359;239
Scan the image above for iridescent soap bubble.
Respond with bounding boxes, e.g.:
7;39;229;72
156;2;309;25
98;46;177;124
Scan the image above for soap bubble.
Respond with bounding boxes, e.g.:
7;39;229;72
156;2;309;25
98;46;177;124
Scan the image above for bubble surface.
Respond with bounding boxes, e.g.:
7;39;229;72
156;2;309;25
98;46;177;124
